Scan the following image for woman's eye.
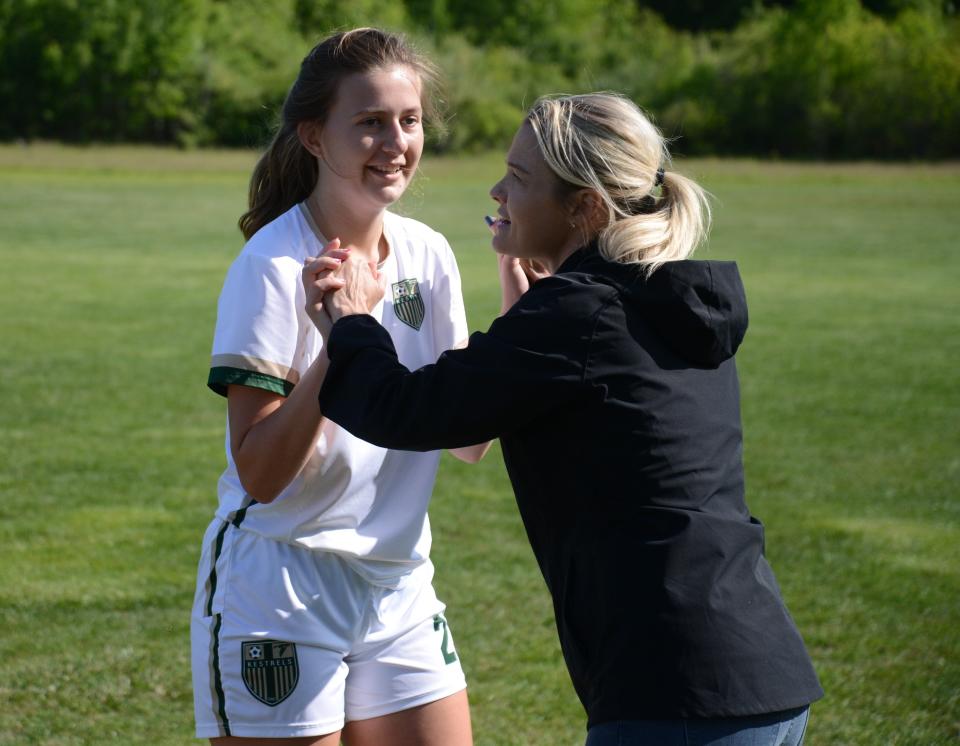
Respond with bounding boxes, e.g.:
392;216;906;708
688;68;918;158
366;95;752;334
360;118;379;127
402;116;420;127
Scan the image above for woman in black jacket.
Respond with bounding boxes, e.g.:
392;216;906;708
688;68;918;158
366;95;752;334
304;93;823;745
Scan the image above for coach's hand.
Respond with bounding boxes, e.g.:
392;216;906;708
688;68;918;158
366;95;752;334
325;256;386;323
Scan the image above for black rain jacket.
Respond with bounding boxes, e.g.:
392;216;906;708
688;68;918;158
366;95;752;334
319;244;823;726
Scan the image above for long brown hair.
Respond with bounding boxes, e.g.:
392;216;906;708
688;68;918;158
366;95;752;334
238;28;442;240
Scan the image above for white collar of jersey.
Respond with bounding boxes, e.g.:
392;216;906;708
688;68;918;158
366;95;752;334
297;202;390;269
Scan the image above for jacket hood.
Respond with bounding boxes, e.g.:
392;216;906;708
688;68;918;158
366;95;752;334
560;247;749;367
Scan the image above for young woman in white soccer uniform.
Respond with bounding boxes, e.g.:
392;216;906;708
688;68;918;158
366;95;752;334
191;29;488;746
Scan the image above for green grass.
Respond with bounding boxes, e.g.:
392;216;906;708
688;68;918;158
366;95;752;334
0;144;958;745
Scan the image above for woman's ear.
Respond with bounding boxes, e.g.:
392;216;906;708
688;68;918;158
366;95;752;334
569;189;606;233
297;121;324;159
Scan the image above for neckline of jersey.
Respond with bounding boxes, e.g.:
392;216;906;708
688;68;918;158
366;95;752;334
297;202;391;270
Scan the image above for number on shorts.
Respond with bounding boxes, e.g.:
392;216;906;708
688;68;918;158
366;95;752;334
433;614;458;664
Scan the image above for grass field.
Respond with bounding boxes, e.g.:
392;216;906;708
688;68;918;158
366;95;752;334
0;144;957;745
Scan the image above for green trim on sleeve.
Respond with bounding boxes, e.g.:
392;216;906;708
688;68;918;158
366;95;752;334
207;367;294;398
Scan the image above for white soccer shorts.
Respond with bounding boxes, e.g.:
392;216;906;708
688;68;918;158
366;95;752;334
191;519;467;739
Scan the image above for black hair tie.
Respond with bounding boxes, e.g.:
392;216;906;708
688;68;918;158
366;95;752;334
655;167;665;187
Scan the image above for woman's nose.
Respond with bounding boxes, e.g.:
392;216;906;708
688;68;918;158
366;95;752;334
382;121;406;155
490;179;505;203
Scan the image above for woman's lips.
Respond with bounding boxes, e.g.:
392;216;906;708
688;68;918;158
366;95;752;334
368;164;405;180
484;215;510;234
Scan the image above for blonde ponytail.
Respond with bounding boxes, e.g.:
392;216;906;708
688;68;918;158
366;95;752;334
601;170;712;274
526;93;711;275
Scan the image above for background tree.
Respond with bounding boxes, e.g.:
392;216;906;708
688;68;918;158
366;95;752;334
0;0;957;157
0;0;204;142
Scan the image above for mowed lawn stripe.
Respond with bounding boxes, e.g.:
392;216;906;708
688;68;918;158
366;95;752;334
0;146;956;745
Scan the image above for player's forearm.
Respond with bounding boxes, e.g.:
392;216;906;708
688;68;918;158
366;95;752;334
234;354;330;503
448;442;494;463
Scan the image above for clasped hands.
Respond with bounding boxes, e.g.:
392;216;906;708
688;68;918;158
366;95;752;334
302;237;553;339
302;238;386;339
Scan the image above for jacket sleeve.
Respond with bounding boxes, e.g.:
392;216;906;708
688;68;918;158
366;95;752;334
318;303;591;451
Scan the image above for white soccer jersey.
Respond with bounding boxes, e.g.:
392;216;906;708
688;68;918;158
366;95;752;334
207;204;468;587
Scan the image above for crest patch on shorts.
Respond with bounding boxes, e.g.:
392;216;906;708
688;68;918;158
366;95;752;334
392;278;425;331
241;639;299;706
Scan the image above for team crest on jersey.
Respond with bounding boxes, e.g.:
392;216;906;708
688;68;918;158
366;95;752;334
241;639;299;706
392;278;425;331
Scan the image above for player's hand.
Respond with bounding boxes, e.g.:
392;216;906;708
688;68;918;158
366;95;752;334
498;255;551;315
302;238;350;339
325;256;386;323
521;258;551;284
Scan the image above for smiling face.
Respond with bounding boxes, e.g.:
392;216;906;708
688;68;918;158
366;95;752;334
488;122;583;268
310;65;425;215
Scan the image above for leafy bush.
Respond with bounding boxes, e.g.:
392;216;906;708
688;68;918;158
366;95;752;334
429;35;568;152
1;0;957;157
194;0;306;147
672;0;960;157
0;0;204;142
